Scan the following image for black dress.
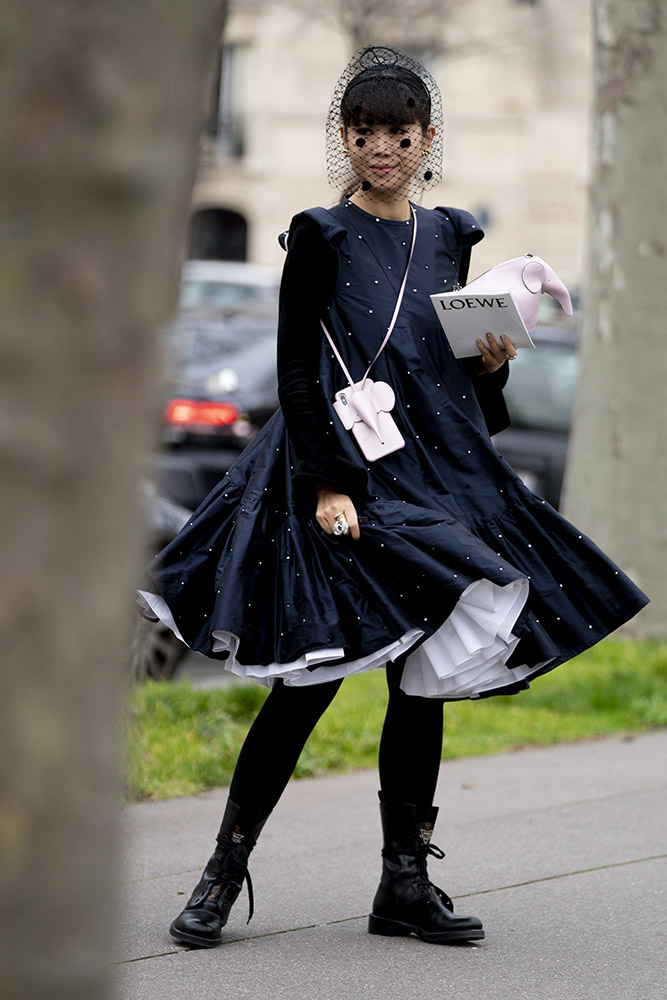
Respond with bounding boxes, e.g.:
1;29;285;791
139;199;648;699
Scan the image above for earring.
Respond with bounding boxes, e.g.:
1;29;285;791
421;149;430;158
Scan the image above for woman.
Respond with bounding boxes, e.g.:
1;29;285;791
140;46;648;949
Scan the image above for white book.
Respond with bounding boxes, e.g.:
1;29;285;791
430;290;535;359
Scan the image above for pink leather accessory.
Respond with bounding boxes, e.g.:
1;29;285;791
463;254;573;332
332;379;405;463
321;207;418;462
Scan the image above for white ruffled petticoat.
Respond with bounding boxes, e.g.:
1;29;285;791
139;574;553;699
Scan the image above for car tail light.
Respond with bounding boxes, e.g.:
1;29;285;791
164;399;239;427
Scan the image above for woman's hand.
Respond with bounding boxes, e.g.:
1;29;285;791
316;484;360;540
476;332;518;373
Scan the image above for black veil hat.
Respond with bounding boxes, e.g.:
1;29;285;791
325;46;444;200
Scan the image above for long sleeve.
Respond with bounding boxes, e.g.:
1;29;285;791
277;214;370;503
461;356;511;436
437;205;511;437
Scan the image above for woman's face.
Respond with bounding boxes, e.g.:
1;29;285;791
343;120;435;198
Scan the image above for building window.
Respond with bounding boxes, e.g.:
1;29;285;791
188;208;248;262
205;44;245;158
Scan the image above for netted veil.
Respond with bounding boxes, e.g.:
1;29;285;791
325;45;444;201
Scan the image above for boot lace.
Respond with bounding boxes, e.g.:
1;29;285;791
192;848;255;923
416;841;454;912
206;868;255;924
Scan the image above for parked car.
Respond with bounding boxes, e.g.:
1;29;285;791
133;307;281;681
179;259;281;312
132;482;192;681
146;307;280;511
493;321;578;508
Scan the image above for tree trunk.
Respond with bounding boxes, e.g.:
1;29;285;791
561;0;666;637
0;3;226;998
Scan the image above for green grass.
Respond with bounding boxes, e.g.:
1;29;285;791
124;639;667;801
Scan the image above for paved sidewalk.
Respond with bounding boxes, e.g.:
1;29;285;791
116;730;667;1000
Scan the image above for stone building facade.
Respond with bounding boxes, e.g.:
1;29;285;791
191;0;591;292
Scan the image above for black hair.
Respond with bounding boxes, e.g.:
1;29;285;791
341;66;432;133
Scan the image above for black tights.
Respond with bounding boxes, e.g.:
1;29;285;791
229;659;444;820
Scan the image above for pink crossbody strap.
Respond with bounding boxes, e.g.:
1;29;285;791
320;205;418;390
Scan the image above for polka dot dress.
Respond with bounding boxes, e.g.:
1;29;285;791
140;201;648;699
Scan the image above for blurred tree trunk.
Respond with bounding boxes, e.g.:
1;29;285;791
0;3;226;998
561;0;666;637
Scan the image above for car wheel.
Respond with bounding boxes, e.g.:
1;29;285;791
130;615;188;682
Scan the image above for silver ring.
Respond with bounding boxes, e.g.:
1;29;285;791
333;513;350;536
508;354;518;361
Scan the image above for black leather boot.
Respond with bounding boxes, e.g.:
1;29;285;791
169;799;270;948
368;797;484;943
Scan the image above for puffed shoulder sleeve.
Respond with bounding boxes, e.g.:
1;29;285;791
277;211;369;503
435;206;485;247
